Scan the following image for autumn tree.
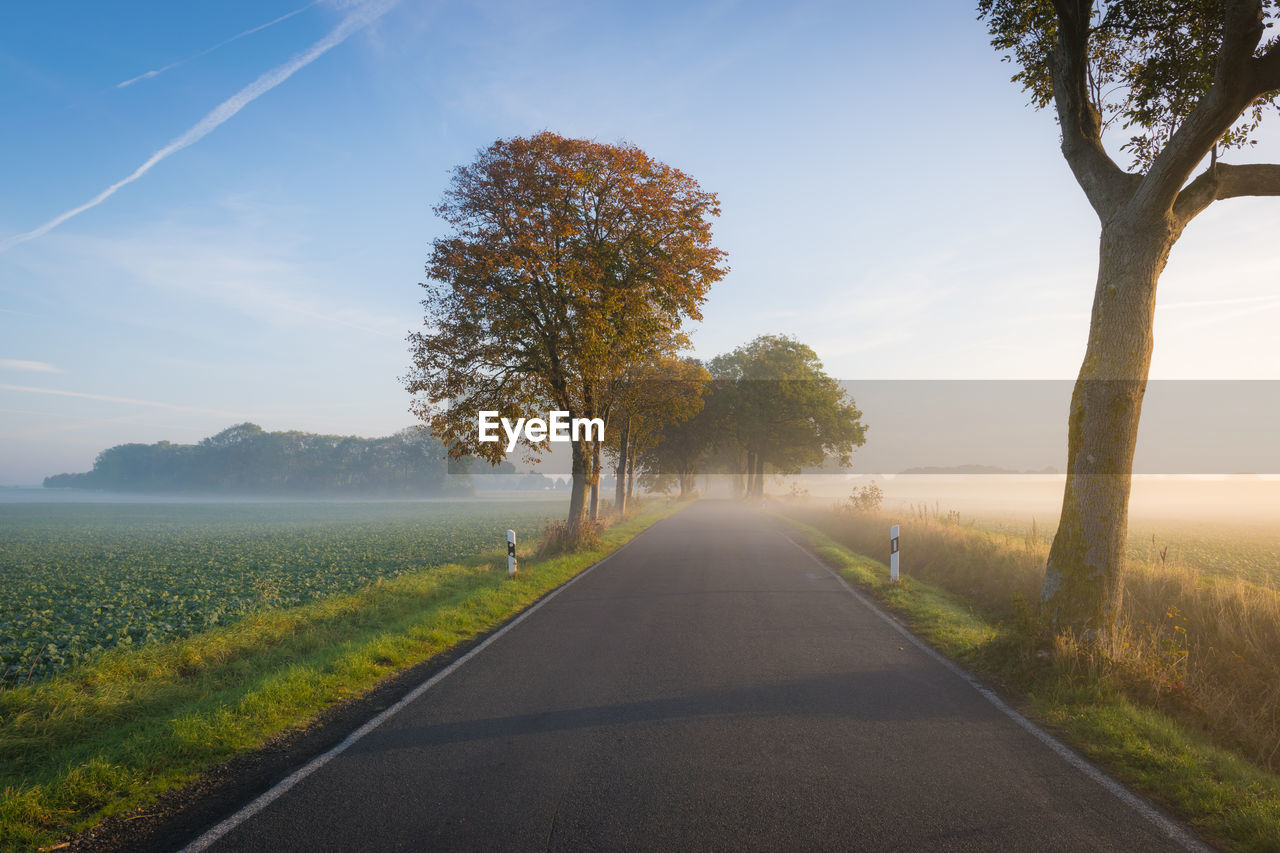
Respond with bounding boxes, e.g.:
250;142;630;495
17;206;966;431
607;355;709;514
979;1;1280;635
638;376;726;498
708;335;866;498
404;132;727;535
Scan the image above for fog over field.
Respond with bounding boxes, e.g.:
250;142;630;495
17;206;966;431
776;473;1280;523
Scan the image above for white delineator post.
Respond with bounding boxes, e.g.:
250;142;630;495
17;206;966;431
507;529;517;575
890;524;900;583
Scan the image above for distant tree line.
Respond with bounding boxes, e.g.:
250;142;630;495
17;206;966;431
42;423;484;495
633;335;866;499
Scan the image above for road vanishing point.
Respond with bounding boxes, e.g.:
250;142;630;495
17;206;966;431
184;501;1204;852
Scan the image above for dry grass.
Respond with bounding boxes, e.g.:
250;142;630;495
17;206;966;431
1118;562;1280;769
536;518;604;557
535;497;665;557
789;504;1280;773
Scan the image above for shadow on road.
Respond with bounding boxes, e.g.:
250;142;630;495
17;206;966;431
352;667;962;754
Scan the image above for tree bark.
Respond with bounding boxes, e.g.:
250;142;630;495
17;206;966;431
626;451;635;502
614;415;630;516
589;441;602;522
1040;215;1176;637
568;439;590;534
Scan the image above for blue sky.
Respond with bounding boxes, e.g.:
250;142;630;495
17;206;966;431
2;0;1279;483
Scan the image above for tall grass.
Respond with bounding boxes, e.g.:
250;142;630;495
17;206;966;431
786;505;1280;773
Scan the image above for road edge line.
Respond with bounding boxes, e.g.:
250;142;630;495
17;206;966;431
179;523;658;853
780;532;1213;853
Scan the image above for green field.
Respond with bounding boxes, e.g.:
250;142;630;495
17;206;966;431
0;499;566;684
0;501;674;850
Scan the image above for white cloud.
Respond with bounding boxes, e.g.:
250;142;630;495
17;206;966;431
0;359;62;373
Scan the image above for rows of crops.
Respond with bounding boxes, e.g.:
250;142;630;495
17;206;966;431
0;499;565;684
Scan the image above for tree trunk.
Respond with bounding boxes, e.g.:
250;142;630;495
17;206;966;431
753;454;765;498
1041;215;1176;638
615;416;630;516
626;451;635;502
589;441;602;522
568;439;590;534
745;450;757;497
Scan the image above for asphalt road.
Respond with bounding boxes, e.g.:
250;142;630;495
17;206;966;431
190;501;1203;852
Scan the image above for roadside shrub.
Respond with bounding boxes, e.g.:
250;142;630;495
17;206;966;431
842;482;884;513
537;519;602;557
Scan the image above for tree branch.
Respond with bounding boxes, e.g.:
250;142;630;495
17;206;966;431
1173;162;1280;224
1136;0;1266;214
1048;0;1135;219
1251;37;1280;95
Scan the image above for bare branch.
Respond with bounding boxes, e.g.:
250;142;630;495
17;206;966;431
1048;0;1136;219
1173;161;1280;224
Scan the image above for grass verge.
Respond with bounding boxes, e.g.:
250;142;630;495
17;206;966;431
777;510;1280;853
0;502;683;851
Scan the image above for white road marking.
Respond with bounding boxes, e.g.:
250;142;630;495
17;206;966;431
781;532;1212;853
179;529;654;852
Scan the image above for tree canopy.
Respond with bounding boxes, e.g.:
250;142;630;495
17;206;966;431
405;132;727;531
709;335;866;497
606;355;710;510
632;335;866;498
980;0;1280;218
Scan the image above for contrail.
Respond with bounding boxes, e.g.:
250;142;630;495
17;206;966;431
117;1;322;88
0;384;242;418
0;0;399;255
0;359;62;373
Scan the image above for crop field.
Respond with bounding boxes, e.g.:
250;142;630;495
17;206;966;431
0;499;566;684
1123;519;1280;587
955;512;1280;589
